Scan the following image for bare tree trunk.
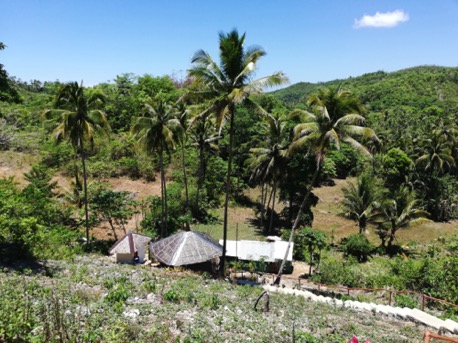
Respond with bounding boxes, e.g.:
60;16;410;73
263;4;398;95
108;218;118;241
274;159;321;285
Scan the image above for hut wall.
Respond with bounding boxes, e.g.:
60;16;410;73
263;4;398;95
116;253;134;264
137;244;146;263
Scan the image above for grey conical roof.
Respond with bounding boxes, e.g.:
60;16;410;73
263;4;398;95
109;231;152;255
149;231;223;266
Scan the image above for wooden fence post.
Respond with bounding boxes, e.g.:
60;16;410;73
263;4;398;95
424;331;431;343
421;294;425;311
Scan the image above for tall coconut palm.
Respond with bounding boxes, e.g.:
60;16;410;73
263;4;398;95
275;86;379;283
340;173;386;234
42;82;109;248
188;29;288;274
131;100;181;238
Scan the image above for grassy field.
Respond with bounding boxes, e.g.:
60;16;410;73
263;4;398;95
194;179;458;247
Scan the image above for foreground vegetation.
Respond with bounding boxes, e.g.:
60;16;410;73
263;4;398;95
0;255;438;343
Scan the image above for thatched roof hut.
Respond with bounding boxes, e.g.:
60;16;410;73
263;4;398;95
149;231;222;267
109;231;152;264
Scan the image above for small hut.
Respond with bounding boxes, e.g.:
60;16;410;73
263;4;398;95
149;231;222;267
109;231;152;264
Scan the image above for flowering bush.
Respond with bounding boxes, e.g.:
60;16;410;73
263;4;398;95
348;335;370;343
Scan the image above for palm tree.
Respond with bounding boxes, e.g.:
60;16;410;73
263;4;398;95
188;29;288;274
246;113;289;233
42;81;109;248
373;186;429;250
340;173;386;234
415;133;455;176
275;86;379;283
131;99;181;237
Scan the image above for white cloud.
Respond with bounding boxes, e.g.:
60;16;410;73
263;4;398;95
354;10;409;29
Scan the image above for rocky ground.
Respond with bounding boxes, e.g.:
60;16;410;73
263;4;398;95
0;255;453;342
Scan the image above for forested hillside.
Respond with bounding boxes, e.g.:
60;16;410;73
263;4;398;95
273;66;458;111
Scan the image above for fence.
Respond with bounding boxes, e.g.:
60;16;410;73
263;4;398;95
424;331;458;343
234;272;458;312
273;273;458;312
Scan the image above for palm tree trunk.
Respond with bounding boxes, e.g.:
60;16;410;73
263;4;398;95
263;183;270;221
163;168;168;235
266;183;274;231
221;104;235;276
160;144;167;238
359;217;366;235
181;143;189;211
260;182;266;227
196;144;205;213
274;158;321;284
80;138;90;250
388;222;396;250
269;182;277;235
288;190;293;229
181;143;190;230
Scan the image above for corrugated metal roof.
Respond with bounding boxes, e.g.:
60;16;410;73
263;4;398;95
219;240;294;262
150;231;223;266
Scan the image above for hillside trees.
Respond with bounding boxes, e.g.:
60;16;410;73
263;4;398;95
0;43;21;104
188;29;288;274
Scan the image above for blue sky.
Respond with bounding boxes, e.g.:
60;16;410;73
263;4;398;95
1;0;457;87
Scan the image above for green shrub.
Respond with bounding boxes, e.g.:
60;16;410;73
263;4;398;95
118;157;141;178
341;234;374;262
163;289;180;303
105;284;129;305
394;293;418;309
